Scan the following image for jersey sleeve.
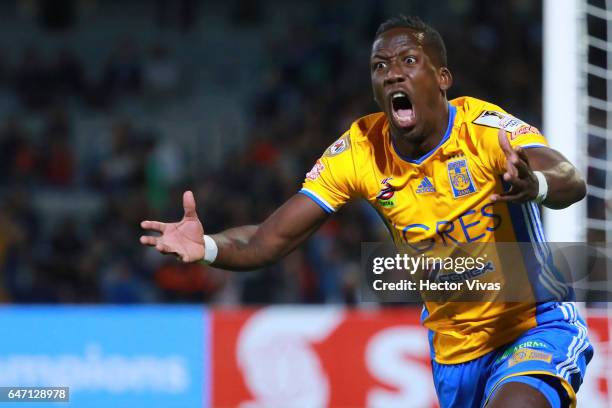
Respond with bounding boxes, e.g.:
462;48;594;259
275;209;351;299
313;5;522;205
473;110;549;174
300;131;359;213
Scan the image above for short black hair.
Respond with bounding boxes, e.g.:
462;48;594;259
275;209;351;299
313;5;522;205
375;15;447;67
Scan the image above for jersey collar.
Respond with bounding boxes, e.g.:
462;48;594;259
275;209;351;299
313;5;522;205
390;103;457;165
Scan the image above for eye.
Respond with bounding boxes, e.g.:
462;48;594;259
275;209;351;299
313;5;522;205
405;56;417;64
373;61;387;71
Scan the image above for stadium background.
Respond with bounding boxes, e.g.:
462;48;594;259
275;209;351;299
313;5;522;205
0;0;609;407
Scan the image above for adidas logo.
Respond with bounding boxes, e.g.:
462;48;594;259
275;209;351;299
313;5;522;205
416;177;435;194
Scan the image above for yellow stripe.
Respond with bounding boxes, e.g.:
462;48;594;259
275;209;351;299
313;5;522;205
483;370;576;408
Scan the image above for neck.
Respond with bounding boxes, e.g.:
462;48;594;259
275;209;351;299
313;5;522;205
391;102;450;160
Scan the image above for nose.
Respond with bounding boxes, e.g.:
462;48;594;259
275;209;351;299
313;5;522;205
384;62;405;86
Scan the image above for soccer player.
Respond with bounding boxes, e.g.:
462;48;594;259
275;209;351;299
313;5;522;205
140;16;592;408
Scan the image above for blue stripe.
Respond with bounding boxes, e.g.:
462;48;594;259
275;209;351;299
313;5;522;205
519;144;547;149
527;203;571;300
420;304;429;324
532;205;573;300
557;303;589;380
523;204;566;300
420;306;436;361
505;200;530;243
298;189;334;213
530;204;557;265
504;182;565;302
524;203;566;299
535;301;558;317
392;104;457;164
563;317;590;379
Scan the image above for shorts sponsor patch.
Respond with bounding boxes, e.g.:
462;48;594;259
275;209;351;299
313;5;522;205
507;348;553;367
306;159;325;180
496;340;549;363
473;110;527;133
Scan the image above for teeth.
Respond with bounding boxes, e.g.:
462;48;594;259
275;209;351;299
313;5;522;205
392;92;407;100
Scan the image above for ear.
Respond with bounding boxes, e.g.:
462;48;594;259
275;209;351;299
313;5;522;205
439;67;453;91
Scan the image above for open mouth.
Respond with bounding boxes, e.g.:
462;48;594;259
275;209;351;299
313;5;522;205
390;91;416;128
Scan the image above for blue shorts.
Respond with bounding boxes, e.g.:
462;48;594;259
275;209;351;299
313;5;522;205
431;302;593;408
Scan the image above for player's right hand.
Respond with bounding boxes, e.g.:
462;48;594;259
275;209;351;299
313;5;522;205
490;128;539;204
139;190;205;263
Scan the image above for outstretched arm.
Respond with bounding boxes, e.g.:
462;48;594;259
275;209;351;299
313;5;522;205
209;193;328;269
140;191;329;271
490;128;586;209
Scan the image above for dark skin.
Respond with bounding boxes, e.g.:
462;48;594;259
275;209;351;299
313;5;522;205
488;381;553;408
139;26;585;408
493;130;586;209
370;28;452;158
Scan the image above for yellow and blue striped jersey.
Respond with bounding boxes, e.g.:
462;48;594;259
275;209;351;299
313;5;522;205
300;96;551;364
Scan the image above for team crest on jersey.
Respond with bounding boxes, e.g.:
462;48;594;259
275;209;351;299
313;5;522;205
416;177;435;194
447;157;477;198
324;133;351;157
473;110;526;133
306;159;324;180
376;177;396;207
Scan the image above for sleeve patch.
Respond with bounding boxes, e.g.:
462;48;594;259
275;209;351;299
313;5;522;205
473;110;526;132
305;159;325;180
511;125;541;140
323;133;351;157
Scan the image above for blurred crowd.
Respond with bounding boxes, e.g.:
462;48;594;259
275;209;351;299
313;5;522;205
0;0;544;304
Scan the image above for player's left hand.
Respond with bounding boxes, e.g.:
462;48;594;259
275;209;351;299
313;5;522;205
490;128;539;203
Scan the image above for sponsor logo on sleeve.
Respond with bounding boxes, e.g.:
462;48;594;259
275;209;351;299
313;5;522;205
511;125;541;140
306;160;325;180
473;110;526;133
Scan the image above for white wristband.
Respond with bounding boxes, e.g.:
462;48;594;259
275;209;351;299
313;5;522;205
533;171;548;204
202;235;218;264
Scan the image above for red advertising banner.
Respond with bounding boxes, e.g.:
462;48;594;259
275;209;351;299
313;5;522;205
211;307;611;408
